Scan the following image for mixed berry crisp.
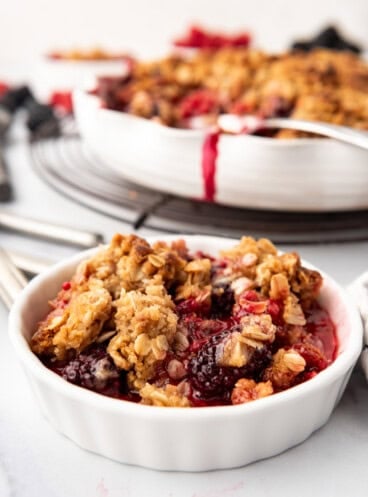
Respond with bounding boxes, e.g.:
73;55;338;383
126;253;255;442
32;235;337;407
93;48;368;136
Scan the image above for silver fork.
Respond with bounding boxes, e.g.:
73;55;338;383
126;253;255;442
0;247;28;309
0;211;103;248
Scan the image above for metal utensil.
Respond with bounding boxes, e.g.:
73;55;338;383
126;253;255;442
0;148;12;202
0;211;104;248
0;86;35;202
218;115;368;150
0;247;27;309
8;250;53;275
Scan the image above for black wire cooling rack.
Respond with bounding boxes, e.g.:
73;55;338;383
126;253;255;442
29;132;368;244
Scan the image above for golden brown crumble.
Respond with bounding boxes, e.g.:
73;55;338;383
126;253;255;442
107;276;178;389
139;382;191;407
263;348;306;390
96;48;368;134
220;237;322;307
175;257;212;301
31;279;112;359
31;234;333;407
231;378;274;405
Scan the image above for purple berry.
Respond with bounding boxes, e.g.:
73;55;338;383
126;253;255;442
62;344;119;392
188;330;271;401
211;284;235;318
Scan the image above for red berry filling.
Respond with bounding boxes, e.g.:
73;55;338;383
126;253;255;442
179;90;220;120
174;25;251;49
34;235;337;408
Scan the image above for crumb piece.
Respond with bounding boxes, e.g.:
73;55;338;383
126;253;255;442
73;234;188;298
220;238;318;307
221;237;277;280
31;307;68;356
139;383;191;407
167;359;187;380
175;258;212;301
255;252;299;295
218;331;252;367
291;266;323;305
283;294;306;326
107;277;177;389
231;378;273;405
218;314;275;368
240;314;276;346
263;348;306;390
269;273;290;300
172;331;190;352
32;280;112;359
231;276;254;295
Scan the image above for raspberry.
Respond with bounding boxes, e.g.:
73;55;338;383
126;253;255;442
49;91;74;114
179;90;219;119
176;297;210;317
0;82;9;96
188;331;272;400
62;344;120;392
174;25;251;49
230;100;253;115
62;281;71;291
293;343;328;372
267;299;283;325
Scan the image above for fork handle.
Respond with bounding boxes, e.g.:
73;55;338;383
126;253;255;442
0;247;27;309
0;211;103;248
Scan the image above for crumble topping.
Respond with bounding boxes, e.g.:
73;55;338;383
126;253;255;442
263;348;307;390
32;234;336;407
231;378;274;405
107;277;178;389
140;382;191;407
31;279;112;359
94;48;368;135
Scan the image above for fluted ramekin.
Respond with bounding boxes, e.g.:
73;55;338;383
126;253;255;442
8;236;363;471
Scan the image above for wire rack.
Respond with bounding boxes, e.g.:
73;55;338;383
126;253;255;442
29;132;368;244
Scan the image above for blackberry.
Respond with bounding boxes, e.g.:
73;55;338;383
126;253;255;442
62;344;119;392
188;331;272;401
211;284;235;319
291;26;361;54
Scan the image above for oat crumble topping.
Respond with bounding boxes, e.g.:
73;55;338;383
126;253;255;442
32;235;336;407
94;48;368;136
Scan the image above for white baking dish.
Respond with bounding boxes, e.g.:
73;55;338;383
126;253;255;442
74;88;368;212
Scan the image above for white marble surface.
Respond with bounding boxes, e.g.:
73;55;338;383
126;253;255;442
1;127;368;496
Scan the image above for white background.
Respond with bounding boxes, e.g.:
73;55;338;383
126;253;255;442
0;0;367;61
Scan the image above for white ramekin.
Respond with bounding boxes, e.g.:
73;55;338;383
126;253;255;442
8;236;363;471
73;88;368;212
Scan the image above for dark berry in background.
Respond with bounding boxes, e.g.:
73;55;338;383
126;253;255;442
291;25;362;54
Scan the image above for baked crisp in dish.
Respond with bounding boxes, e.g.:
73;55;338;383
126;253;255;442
94;48;368;137
47;48;129;61
32;235;337;407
